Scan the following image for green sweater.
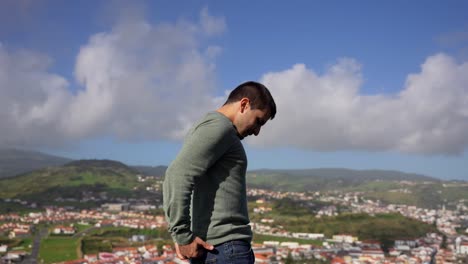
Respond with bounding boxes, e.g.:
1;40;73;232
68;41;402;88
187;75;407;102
163;111;252;246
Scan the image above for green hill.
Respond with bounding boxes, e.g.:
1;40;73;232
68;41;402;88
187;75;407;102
0;159;142;202
2;159;466;209
247;169;468;209
131;165;167;176
247;168;438;192
0;148;71;179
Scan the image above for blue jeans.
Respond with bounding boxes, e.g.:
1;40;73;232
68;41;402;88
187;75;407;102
190;240;255;264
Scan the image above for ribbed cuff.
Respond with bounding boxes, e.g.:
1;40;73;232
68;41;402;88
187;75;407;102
172;231;195;245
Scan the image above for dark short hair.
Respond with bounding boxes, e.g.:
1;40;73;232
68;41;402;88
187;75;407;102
224;81;277;120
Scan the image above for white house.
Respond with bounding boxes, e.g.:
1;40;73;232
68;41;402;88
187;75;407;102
0;244;7;253
460;242;468;255
53;226;76;235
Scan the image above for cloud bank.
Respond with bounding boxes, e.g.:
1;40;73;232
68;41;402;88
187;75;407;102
1;8;468;155
252;54;468;155
0;9;224;148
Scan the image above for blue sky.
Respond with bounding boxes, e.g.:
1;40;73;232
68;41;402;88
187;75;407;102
1;0;468;180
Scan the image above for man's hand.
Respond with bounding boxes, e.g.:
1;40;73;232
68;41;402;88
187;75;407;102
175;237;214;260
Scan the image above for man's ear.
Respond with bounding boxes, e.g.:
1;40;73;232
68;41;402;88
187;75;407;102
240;98;249;113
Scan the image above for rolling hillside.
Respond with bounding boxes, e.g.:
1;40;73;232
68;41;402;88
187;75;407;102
247;169;468;209
0;159;144;202
0;148;71;179
247;168;439;191
131;165;167;176
1;155;466;209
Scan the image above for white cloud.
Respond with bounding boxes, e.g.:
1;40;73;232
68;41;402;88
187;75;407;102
1;7;468;156
0;47;72;147
251;53;468;155
0;9;223;148
199;7;226;36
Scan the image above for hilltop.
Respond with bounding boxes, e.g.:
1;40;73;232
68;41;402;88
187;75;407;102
0;159;149;204
0;148;71;179
1;152;466;209
247;168;439;192
247;169;468;209
131;165;167;176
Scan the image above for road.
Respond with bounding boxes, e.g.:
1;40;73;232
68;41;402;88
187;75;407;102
20;227;48;264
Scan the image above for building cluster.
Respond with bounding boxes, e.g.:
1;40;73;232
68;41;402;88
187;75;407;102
248;187;468;263
0;222;31;239
251;234;441;264
53;225;76;235
251;220;458;263
137;175;164;193
248;187;468;237
1;184;468;263
352;202;467;237
0;207;166;232
0;207;169;262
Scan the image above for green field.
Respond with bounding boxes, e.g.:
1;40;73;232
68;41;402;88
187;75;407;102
39;237;79;263
75;223;92;233
249;199;438;249
16;238;33;253
0;200;41;214
0;161;142;201
0;237;24;248
81;226;171;254
253;233;323;246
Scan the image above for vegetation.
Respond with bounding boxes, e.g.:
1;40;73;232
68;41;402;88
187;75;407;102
91;227;171;240
131;165;167;176
0;200;41;214
39;237;79;263
247;171;468;209
0;237;24;248
250;198;438;250
2;155;466;210
12;238;33;252
247;168;437;192
364;183;468;209
253;233;322;246
81;237;114;254
81;227;171;254
75;223;92;233
0;159;150;203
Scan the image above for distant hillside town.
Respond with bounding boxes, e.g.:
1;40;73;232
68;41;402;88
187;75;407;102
1;185;467;263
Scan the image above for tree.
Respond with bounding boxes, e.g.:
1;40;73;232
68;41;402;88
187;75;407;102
441;234;447;249
285;251;294;264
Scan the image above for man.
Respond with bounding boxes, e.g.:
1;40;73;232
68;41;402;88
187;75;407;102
163;81;276;263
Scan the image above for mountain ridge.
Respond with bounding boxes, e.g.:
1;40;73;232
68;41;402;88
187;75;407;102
0;158;142;202
0;148;72;179
0;148;452;182
249;167;438;181
0;155;466;209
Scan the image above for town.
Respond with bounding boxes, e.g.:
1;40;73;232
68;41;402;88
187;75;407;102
1;185;467;264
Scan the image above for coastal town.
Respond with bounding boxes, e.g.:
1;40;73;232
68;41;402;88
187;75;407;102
1;186;467;264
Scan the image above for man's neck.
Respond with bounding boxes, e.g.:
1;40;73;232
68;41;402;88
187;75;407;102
216;103;239;124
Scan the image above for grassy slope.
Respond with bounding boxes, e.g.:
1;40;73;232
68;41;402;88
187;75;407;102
249;200;438;248
39;237;79;263
0;163;140;200
0;148;71;179
247;172;468;208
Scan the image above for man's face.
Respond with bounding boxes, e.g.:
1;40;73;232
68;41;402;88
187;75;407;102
236;102;270;140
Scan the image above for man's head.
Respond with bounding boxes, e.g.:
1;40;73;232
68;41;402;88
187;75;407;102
224;81;276;120
222;81;276;139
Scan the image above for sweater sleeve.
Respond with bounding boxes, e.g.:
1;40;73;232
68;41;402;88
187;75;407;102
163;118;234;245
